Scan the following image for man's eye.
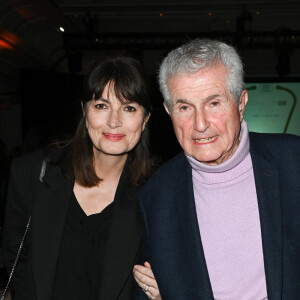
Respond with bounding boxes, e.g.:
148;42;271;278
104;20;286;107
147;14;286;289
179;105;189;111
211;101;219;107
124;105;136;112
95;103;106;109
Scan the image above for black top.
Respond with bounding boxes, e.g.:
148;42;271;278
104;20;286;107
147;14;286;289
5;152;142;300
53;192;116;300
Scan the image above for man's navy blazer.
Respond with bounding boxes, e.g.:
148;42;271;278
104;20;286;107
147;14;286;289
136;132;300;299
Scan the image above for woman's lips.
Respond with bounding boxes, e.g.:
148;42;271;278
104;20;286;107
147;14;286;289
103;133;125;141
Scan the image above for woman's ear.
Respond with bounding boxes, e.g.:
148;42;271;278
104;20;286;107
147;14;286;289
142;112;151;131
81;102;85;117
82;102;89;130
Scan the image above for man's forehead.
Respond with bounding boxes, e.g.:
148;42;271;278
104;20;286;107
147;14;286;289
169;80;229;101
168;67;230;100
171;63;228;82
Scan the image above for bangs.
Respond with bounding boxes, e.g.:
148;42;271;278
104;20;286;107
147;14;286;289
83;56;151;113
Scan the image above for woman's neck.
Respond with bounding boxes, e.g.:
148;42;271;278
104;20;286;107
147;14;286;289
93;151;128;181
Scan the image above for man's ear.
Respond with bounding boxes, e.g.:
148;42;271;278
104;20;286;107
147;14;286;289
163;102;171;115
142;112;151;131
238;90;248;122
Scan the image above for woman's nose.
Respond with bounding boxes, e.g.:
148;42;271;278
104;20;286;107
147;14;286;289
106;110;122;129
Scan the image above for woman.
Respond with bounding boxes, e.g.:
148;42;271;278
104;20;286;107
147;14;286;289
3;56;160;300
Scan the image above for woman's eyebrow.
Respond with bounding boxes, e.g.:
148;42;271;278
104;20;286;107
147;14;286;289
96;97;135;105
97;97;109;103
122;100;134;104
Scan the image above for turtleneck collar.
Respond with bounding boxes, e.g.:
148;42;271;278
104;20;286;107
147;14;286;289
185;120;251;183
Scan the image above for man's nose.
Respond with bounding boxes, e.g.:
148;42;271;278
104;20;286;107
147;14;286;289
194;109;209;132
106;110;122;129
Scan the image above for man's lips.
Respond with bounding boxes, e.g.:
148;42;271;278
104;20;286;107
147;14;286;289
103;133;125;141
193;136;217;144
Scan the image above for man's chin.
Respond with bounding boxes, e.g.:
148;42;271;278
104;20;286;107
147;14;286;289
188;152;222;166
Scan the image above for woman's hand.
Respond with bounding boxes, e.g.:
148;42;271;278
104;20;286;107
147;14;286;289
133;262;162;300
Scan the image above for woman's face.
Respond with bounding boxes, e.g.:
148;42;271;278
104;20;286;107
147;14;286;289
85;83;149;158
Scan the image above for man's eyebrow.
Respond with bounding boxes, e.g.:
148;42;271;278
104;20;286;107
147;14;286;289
206;94;220;101
174;94;220;105
174;99;190;105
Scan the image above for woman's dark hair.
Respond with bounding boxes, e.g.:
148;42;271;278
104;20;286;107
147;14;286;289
56;56;152;187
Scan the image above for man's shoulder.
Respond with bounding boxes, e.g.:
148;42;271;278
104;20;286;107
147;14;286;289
250;131;300;142
140;152;189;192
147;151;187;178
250;132;300;153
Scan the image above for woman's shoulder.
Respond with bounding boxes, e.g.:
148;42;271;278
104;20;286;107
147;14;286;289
10;147;71;189
8;150;48;192
11;150;46;170
11;146;66;175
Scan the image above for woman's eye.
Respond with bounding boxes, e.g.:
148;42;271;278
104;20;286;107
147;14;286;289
124;105;136;112
95;103;106;109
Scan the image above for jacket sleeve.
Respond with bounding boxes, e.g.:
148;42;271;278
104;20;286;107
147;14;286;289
3;157;34;293
133;191;153;300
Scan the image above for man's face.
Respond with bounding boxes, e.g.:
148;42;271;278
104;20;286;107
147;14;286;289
165;64;248;166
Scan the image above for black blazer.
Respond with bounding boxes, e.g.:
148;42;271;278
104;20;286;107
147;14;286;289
4;151;142;300
135;132;300;299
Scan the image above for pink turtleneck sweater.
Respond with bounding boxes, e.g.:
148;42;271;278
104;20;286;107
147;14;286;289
186;121;268;300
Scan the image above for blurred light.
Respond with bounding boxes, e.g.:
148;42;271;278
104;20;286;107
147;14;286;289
208;12;212;16
0;39;13;50
159;12;163;17
59;27;65;32
256;11;260;15
0;29;21;51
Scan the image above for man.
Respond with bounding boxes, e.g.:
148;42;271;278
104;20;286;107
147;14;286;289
133;39;300;299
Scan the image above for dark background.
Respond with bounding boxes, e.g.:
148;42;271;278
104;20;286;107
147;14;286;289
1;0;300;290
0;0;300;162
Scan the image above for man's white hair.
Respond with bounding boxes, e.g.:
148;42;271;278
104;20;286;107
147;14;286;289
158;39;245;110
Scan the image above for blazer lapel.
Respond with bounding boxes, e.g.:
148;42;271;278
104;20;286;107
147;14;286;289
173;154;214;299
99;162;141;299
31;161;73;300
250;134;283;300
